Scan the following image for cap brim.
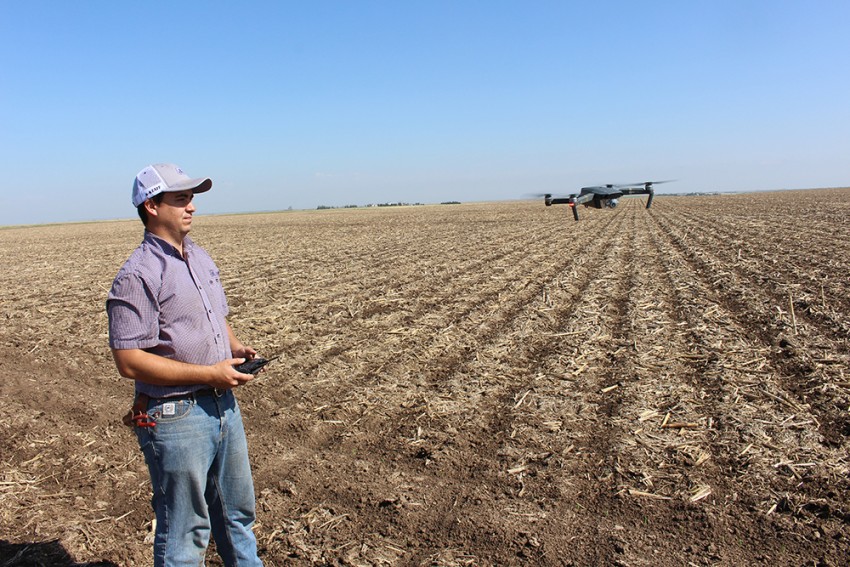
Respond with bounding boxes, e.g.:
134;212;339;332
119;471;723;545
164;177;212;194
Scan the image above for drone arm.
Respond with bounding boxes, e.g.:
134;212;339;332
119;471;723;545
541;194;582;220
617;187;655;208
547;196;582;220
574;193;595;206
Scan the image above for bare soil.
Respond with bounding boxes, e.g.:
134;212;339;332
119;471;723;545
1;189;848;566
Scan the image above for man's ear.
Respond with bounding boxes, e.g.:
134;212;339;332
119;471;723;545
143;198;159;218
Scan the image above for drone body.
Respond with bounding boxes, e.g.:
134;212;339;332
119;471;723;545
543;181;672;221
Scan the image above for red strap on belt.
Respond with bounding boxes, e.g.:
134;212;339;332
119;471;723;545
122;393;155;428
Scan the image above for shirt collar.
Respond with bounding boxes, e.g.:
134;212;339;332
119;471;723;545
143;230;195;258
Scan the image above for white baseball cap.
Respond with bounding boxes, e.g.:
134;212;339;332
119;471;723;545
132;163;212;207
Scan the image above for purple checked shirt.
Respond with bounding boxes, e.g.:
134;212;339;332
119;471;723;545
107;231;231;398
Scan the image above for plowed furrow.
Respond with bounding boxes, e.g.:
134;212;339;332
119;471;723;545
645;207;850;526
405;209;638;564
670;208;850;330
649;208;850;447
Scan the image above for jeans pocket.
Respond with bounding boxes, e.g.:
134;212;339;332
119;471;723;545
148;397;194;424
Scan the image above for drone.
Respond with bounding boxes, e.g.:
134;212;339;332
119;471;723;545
542;180;673;221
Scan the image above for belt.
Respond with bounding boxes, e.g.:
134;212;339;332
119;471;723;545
156;387;227;401
189;387;227;398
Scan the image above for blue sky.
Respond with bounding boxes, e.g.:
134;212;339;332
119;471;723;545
1;1;848;226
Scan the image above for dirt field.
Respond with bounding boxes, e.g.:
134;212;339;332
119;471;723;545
1;189;848;566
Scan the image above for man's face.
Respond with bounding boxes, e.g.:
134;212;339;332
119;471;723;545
151;190;196;238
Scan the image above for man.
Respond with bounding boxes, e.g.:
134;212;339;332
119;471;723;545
107;163;263;566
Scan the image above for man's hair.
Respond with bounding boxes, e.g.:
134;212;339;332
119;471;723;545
137;193;166;226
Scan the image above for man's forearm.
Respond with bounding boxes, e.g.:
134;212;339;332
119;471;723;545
111;348;253;389
111;348;216;386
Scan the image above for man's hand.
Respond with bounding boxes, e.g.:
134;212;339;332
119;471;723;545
210;358;257;389
231;344;257;361
227;324;256;362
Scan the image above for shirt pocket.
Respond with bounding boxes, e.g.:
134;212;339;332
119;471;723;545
207;268;229;314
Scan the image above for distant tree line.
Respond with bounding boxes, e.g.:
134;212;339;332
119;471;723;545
316;202;428;210
314;201;464;210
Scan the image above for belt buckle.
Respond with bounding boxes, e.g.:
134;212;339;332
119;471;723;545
213;388;224;397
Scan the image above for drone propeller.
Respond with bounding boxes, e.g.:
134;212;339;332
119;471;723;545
528;192;577;198
619;179;675;189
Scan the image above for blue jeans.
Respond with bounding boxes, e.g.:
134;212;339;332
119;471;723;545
135;390;263;567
